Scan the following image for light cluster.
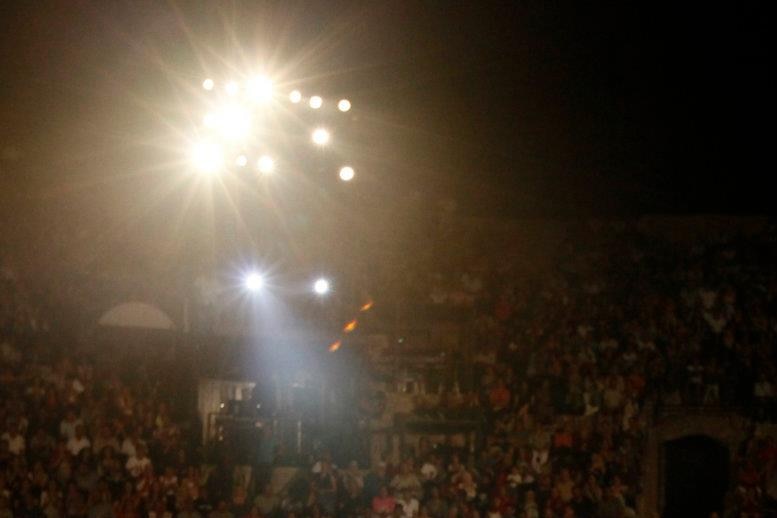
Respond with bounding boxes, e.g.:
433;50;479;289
188;77;355;182
191;74;365;356
241;269;374;355
243;272;331;297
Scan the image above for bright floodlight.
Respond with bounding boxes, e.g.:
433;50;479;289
190;141;223;174
235;155;248;167
244;272;264;292
313;278;330;295
202;78;215;91
339;166;355;181
247;76;273;102
309;96;323;109
312;128;330;146
257;155;274;174
289;90;302;103
225;81;240;96
337;99;351;112
218;105;251;140
203;112;219;128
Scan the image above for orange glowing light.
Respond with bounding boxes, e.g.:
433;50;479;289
360;300;373;312
343;319;358;333
328;340;342;352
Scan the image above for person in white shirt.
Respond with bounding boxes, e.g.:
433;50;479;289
420;460;438;481
396;489;419;518
59;409;82;440
121;430;139;459
66;425;91;456
126;444;152;478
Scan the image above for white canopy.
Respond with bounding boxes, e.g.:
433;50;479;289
98;302;176;330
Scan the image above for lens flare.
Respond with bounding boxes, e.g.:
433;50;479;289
343;319;358;333
289;90;302;103
235;155;248;167
225;81;240;96
190;141;223;174
309;96;323;109
328;340;342;352
217;105;252;140
203;112;219;129
247;75;273;102
360;300;373;312
202;78;215;91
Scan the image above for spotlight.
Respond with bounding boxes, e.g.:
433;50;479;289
244;272;264;292
257;155;274;174
202;78;215;91
225;81;240;96
190;140;223;174
309;96;323;109
217;105;252;140
203;112;219;129
311;128;330;146
235;155;248;167
337;99;351;112
313;278;330;295
339;166;355;181
289;90;302;103
247;76;273;103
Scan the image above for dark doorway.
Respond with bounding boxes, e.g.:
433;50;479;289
664;435;729;518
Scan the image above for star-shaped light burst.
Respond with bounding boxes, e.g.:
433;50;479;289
189;76;355;183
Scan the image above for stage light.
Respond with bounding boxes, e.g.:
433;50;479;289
337;99;351;112
202;78;215;91
247;76;273;103
244;272;264;292
309;96;323;109
289;90;302;103
225;81;240;96
312;128;330;146
217;105;251;140
339;166;354;181
313;278;330;295
190;140;223;174
203;112;219;129
235;155;248;167
257;155;274;174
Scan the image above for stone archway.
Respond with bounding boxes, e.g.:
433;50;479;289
641;411;749;517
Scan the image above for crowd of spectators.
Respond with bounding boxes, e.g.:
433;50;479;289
731;433;777;516
2;216;777;517
307;221;776;518
2;266;214;518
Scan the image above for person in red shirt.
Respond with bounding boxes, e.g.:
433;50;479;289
372;485;396;516
553;424;574;450
489;380;511;413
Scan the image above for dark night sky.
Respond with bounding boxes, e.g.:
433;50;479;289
0;1;774;218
